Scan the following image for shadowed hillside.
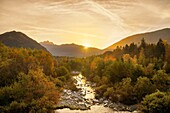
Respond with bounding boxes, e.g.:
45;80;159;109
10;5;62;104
0;31;47;51
40;41;101;57
105;28;170;51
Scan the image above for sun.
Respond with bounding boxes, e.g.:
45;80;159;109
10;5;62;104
83;43;90;49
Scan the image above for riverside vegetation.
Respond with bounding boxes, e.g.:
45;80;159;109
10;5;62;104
0;38;170;113
0;42;75;113
56;38;170;112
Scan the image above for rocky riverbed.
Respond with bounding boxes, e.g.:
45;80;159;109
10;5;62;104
55;74;139;113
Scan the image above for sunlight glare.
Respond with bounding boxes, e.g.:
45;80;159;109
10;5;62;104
84;43;90;49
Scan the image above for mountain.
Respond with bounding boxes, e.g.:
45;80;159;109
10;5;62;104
40;41;101;57
0;31;47;51
105;28;170;51
2;28;170;57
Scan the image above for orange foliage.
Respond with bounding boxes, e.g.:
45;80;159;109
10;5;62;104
104;55;116;61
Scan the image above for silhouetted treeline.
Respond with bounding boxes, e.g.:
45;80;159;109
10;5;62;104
110;38;166;60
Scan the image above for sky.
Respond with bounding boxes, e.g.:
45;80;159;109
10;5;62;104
0;0;170;49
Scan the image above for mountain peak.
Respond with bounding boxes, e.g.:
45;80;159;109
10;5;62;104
40;41;55;45
5;30;22;34
10;30;17;33
0;31;47;51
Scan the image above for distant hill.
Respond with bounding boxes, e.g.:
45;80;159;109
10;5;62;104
2;28;170;57
0;31;47;51
105;28;170;51
40;41;101;57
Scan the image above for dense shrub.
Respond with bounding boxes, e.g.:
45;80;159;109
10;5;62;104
141;91;170;113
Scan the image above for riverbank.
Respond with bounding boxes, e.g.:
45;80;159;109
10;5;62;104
56;89;91;110
55;74;139;113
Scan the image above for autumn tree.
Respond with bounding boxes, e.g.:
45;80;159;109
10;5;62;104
0;68;60;113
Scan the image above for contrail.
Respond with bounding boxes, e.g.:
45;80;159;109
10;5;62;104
84;0;128;33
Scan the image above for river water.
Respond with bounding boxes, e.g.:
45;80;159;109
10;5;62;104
55;74;132;113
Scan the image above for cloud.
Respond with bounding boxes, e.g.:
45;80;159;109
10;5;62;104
0;0;170;49
25;25;103;39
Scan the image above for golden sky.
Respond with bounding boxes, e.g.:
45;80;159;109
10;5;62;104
0;0;170;49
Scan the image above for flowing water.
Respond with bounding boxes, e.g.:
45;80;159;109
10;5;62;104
73;74;95;100
55;74;132;113
55;105;126;113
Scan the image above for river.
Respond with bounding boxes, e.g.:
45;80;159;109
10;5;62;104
55;74;136;113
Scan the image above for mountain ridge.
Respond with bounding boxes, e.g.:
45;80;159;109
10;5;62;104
105;28;170;51
40;41;101;57
1;28;170;57
0;31;47;51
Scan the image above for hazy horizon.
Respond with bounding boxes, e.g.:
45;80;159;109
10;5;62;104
1;0;170;49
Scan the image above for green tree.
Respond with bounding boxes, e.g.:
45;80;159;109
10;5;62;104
152;70;170;91
165;45;170;73
138;48;146;65
156;39;166;60
107;61;133;83
134;77;155;102
140;38;147;49
54;66;70;81
114;78;134;104
141;91;170;113
132;65;145;82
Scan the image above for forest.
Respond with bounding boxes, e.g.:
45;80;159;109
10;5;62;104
56;38;170;113
0;38;170;113
0;42;75;113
